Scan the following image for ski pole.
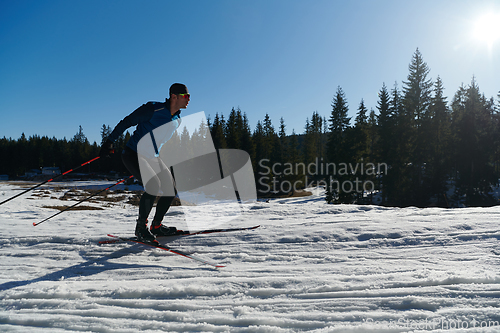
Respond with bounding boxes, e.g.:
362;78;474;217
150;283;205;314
0;156;101;206
33;175;134;227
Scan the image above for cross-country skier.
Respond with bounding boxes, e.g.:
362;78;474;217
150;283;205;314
99;83;190;242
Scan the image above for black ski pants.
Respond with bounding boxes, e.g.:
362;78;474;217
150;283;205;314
122;146;175;224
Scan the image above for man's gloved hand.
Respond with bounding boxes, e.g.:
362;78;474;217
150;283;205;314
99;139;115;158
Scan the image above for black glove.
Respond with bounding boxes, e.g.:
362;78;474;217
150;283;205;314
99;139;115;158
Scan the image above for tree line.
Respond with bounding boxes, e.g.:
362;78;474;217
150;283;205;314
0;125;131;177
207;49;500;207
1;49;499;207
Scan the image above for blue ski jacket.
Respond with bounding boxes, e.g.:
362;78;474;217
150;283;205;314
107;101;181;153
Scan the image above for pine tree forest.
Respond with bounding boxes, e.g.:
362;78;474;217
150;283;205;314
1;49;500;207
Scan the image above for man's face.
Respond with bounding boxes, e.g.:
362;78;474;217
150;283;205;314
172;93;190;110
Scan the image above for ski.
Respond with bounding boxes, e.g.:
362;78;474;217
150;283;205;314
106;234;225;268
100;225;260;244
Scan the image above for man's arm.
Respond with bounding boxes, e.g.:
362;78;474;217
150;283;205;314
99;102;156;157
106;102;156;143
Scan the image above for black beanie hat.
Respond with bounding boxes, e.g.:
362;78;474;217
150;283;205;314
169;83;188;96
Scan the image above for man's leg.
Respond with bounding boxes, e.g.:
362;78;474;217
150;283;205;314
152;196;175;223
150;196;177;235
122;147;157;241
139;192;157;222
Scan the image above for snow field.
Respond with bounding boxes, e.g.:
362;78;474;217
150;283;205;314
1;182;500;332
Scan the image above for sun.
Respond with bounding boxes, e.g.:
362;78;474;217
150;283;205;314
473;12;500;47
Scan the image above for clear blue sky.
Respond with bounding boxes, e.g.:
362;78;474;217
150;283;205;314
1;0;499;144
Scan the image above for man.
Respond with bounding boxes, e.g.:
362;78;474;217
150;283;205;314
100;83;190;243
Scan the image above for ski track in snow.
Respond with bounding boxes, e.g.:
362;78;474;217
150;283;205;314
1;182;500;332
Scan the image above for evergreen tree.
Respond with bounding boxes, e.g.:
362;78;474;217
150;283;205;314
180;126;192;157
426;76;452;205
376;83;392;162
73;125;88;144
71;126;91;165
100;124;112;144
339;99;370;203
263;113;281;167
287;129;304;190
493;91;500;177
210;113;227;149
239;112;255;162
322;116;328;156
352;99;369;160
451;78;497;205
403;48;433;127
303;111;324;166
252;121;267;193
402;48;433;205
366;108;379;203
375;83;393;203
387;82;413;206
326;86;352;203
225;107;240;149
278;117;288;166
355;99;368;124
326;86;351;163
367;108;378;160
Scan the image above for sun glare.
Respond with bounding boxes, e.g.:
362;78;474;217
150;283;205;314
473;12;500;47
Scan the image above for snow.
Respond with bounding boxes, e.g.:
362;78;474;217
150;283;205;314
1;181;500;332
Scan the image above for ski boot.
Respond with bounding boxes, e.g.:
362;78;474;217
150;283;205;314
135;219;157;243
150;222;178;237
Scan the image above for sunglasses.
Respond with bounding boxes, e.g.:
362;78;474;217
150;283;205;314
178;93;190;99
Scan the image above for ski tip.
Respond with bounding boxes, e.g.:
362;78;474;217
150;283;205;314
215;265;226;268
